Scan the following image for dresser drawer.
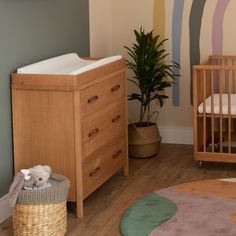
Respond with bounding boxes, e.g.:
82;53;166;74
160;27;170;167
81;99;125;157
82;138;125;199
80;72;125;118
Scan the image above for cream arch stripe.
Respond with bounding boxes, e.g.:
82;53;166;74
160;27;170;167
172;0;185;107
153;0;165;42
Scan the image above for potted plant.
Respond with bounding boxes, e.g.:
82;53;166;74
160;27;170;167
124;28;180;158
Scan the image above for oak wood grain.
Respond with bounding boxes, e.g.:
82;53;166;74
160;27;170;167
11;58;128;219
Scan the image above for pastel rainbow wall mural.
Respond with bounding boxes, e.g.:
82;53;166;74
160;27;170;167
154;0;231;106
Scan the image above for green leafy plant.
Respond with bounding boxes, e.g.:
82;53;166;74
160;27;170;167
124;28;180;126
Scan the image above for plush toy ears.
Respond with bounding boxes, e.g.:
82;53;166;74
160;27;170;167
43;165;51;174
20;169;31;180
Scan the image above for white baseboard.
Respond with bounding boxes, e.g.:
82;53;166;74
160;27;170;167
159;126;193;145
0;194;12;223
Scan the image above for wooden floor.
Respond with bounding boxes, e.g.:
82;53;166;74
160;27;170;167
1;144;236;236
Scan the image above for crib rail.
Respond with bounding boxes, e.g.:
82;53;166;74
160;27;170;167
193;56;236;162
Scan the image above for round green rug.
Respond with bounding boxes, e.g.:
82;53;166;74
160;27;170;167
120;179;236;236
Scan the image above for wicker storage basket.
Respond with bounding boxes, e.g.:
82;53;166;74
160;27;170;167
13;173;70;236
128;123;162;158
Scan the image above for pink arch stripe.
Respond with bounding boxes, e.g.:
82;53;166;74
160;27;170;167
212;0;230;55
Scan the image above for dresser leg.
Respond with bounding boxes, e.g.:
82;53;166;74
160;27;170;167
76;199;83;219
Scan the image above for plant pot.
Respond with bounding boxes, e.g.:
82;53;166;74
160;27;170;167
128;122;162;158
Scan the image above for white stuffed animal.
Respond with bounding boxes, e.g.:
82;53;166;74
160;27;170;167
9;165;52;207
29;165;51;188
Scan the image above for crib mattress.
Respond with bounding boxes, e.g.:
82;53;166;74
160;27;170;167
17;53;122;75
198;94;236;115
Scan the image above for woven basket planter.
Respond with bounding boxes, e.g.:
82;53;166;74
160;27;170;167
128;123;162;158
13;173;70;236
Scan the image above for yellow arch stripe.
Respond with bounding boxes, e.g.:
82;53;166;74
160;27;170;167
153;0;165;40
153;0;166;107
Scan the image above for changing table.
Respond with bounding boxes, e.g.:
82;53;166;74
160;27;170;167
11;53;129;218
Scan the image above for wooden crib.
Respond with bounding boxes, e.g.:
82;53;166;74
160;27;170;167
193;55;236;166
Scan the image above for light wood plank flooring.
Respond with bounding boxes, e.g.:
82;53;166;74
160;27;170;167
1;144;236;236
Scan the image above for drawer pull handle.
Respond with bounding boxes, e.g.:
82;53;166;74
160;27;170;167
87;95;98;104
112;115;121;123
111;84;120;92
88;128;99;138
112;150;122;159
89;166;101;177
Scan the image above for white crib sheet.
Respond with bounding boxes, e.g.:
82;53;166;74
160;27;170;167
198;94;236;115
17;53;122;75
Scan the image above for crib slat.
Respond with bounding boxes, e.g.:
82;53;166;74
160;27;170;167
203;70;206;152
233;60;236;93
227;71;231;153
193;68;198;154
211;70;214;152
233;61;236;138
233;62;236;136
219;70;223;153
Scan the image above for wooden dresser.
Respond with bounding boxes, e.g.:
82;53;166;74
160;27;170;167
11;58;128;218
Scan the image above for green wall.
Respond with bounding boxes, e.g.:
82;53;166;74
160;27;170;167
0;0;89;197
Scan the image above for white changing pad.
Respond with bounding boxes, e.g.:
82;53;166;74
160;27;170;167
198;94;236;115
17;53;122;75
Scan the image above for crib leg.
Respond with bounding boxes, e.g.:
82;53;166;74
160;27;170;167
197;161;203;168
